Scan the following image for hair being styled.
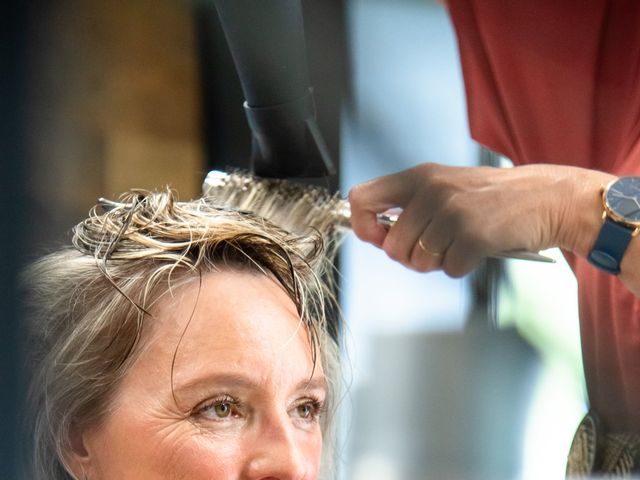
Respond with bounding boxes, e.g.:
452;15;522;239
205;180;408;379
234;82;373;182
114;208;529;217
24;190;343;480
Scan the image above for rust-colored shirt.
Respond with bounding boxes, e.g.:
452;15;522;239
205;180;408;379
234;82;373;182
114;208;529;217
448;0;640;431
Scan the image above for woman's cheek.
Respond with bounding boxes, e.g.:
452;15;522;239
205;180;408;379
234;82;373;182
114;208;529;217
160;432;241;479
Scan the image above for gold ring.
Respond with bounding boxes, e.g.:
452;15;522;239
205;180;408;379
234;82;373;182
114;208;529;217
418;238;442;257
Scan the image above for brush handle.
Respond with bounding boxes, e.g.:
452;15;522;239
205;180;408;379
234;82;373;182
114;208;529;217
375;212;556;264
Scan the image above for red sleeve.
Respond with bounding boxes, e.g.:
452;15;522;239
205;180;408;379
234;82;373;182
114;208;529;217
447;0;640;431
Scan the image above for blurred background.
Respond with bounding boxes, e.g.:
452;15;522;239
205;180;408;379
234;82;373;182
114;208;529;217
1;0;586;478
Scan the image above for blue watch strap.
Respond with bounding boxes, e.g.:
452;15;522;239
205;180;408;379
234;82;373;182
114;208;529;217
587;218;634;274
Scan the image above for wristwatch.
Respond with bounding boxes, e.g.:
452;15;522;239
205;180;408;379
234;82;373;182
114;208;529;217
588;176;640;274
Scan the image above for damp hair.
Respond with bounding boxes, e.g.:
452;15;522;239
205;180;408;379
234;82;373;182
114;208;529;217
24;189;343;480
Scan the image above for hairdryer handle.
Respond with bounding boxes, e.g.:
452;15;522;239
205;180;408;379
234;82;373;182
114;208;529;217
213;0;335;178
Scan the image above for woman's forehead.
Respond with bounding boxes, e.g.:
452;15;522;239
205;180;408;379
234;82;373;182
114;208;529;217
152;270;301;338
126;270;322;394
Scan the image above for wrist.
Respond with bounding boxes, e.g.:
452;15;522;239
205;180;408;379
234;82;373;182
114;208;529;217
558;169;617;257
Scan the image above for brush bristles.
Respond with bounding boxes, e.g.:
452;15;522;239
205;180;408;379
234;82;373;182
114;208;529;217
202;170;350;238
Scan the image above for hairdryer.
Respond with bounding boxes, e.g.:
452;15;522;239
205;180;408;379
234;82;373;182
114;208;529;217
213;0;335;178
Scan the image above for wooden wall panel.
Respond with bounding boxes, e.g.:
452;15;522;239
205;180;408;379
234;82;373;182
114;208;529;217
26;0;203;246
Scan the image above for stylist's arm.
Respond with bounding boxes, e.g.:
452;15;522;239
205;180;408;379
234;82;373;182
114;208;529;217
349;162;640;297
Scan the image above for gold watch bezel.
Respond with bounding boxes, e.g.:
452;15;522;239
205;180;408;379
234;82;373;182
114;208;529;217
601;177;640;237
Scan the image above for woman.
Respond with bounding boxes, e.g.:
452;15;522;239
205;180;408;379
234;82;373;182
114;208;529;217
349;0;640;476
25;190;341;479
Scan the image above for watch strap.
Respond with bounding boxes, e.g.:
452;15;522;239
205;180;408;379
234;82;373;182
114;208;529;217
587;218;634;274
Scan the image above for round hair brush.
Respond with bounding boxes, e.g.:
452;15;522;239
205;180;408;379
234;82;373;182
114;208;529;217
202;170;350;237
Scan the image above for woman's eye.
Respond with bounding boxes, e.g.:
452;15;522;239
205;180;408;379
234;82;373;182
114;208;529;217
212;402;232;418
294;400;323;422
297;403;313;419
195;396;241;421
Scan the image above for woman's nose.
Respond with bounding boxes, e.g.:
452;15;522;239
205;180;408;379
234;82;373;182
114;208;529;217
243;414;314;480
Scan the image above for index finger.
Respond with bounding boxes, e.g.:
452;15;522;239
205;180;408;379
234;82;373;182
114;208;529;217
348;170;415;247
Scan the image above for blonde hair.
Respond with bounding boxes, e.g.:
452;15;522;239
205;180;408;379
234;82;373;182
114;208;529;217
25;189;342;479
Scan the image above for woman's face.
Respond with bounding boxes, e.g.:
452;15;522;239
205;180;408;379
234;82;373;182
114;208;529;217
70;270;326;479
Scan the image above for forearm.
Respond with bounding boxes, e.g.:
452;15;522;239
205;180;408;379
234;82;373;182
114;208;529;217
619;241;640;298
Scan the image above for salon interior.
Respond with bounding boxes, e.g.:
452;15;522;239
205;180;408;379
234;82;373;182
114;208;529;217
1;1;585;478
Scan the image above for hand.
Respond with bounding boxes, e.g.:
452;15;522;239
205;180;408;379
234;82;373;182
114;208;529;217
349;162;613;277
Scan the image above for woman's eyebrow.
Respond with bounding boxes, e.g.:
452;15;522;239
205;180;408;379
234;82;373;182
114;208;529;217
174;373;259;396
174;372;328;398
294;376;328;394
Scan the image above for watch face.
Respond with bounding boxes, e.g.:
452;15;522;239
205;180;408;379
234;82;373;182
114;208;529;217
605;176;640;223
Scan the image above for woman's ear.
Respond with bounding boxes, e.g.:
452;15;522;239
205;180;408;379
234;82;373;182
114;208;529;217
63;425;93;480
